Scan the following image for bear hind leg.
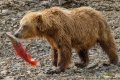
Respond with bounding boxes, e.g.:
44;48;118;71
99;39;118;66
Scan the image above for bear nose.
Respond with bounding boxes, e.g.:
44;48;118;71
14;33;19;38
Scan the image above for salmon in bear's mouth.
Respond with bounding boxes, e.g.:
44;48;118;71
14;33;23;39
6;32;20;43
6;32;39;68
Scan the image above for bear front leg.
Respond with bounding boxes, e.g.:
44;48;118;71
51;48;58;67
75;49;89;68
47;41;72;74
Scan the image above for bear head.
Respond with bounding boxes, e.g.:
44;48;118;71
14;11;47;39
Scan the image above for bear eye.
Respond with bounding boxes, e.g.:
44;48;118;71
22;25;28;31
23;25;28;29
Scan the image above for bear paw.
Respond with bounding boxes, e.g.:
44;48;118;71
46;67;65;74
75;62;87;68
103;62;111;66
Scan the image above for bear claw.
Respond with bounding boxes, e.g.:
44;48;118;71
103;62;111;66
46;69;63;74
75;62;87;68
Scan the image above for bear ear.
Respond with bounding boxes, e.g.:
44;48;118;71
36;14;43;23
36;14;46;31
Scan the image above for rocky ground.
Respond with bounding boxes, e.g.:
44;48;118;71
0;0;120;80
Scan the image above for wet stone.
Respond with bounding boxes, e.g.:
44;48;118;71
4;76;14;80
87;63;98;69
16;75;26;80
117;61;120;67
108;65;118;72
1;70;7;75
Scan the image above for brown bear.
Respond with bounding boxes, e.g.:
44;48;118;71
14;7;118;74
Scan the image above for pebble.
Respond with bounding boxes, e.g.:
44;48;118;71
4;76;14;80
51;66;56;70
114;74;120;78
73;66;77;70
66;68;74;73
26;71;31;74
16;75;26;80
98;63;103;68
103;75;111;79
37;73;47;79
53;73;58;77
108;65;118;72
87;63;98;69
2;9;9;13
96;72;103;77
117;61;120;67
1;70;7;75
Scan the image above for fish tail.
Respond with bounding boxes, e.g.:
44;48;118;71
31;60;39;68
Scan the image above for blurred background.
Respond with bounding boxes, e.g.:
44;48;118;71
0;0;120;80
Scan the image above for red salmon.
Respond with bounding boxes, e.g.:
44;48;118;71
6;33;39;68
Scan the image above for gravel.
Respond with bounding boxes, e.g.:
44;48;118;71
0;0;120;80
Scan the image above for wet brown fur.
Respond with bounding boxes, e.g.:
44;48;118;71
15;7;118;73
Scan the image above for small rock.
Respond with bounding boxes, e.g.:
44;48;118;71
96;72;103;77
26;71;31;74
26;0;34;2
53;73;58;77
87;63;98;69
2;9;12;15
16;75;26;80
66;68;74;73
3;66;9;70
38;73;46;76
103;75;111;79
108;65;118;72
117;61;120;67
14;63;21;67
0;27;2;30
52;66;56;70
4;76;14;80
1;20;5;24
37;73;47;79
114;73;120;78
98;63;103;68
1;70;7;75
0;61;6;65
2;9;9;13
73;66;77;70
40;1;50;7
74;69;84;73
45;67;51;71
99;67;107;71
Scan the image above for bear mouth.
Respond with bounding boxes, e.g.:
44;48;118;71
14;35;25;41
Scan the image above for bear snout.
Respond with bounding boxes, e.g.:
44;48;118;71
14;33;23;39
14;33;19;38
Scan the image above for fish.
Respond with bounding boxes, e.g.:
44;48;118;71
6;33;39;68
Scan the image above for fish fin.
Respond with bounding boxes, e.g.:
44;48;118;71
31;60;39;68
